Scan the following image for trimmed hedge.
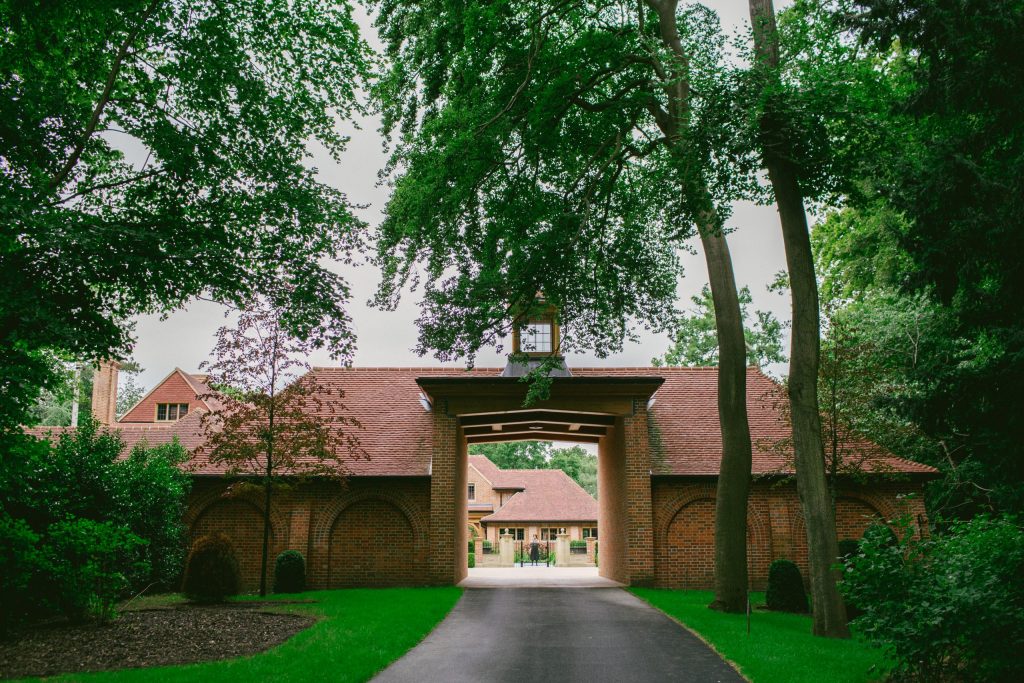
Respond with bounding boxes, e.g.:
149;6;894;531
765;559;809;613
182;534;240;603
468;552;475;568
273;550;306;594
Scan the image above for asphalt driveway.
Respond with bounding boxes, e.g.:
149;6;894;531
372;588;745;683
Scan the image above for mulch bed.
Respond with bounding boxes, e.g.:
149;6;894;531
0;603;317;679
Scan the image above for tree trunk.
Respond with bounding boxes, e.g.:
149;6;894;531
748;0;849;637
700;224;753;613
646;0;753;613
260;470;272;597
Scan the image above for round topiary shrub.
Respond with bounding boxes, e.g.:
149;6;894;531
273;550;306;594
765;559;809;613
182;534;240;603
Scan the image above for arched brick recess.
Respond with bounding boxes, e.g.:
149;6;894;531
835;497;886;541
190;498;281;591
659;498;716;587
326;497;422;587
654;489;773;590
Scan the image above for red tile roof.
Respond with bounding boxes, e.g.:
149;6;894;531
471;456;599;523
26;366;937;479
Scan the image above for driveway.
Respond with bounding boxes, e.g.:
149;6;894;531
372;588;746;683
458;566;623;588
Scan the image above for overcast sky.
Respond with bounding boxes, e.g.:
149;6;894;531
128;1;793;391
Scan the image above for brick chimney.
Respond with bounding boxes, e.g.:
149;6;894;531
91;361;120;425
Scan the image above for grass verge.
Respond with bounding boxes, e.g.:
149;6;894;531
28;587;462;683
629;589;890;683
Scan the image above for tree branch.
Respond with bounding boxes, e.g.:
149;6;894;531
47;0;161;193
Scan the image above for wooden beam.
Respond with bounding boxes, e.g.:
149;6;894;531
463;423;607;437
466;433;602;445
459;410;615;428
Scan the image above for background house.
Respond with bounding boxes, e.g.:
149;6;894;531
467;455;598;543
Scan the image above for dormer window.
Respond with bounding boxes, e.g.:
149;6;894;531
522;320;553;353
156;403;189;421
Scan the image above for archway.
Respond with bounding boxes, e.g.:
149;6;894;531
416;374;663;586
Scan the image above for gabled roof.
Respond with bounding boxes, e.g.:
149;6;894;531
479;463;598;523
27;365;937;479
118;367;215;422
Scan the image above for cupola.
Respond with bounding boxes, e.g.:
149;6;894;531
502;294;572;377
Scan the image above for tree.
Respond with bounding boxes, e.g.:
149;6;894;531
469;442;551;470
0;0;371;433
199;295;362;596
549;446;599;498
373;0;754;613
740;0;900;637
115;362;146;419
652;284;784;368
839;0;1024;517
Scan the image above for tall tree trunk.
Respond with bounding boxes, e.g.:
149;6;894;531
260;469;272;597
701;224;753;613
748;0;849;637
647;0;752;613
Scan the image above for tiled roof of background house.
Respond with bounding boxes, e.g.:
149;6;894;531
479;466;599;523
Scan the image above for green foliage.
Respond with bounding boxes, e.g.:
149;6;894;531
44;517;148;622
570;540;587;548
467;552;475;569
0;0;371;432
799;0;1024;518
182;534;241;604
273;550;307;594
482;540;493;551
765;559;809;614
652;285;785;368
841;516;1024;682
0;420;190;627
371;0;754;366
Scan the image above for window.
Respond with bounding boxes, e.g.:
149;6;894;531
499;527;525;540
582;527;598;539
156;403;189;421
540;527;560;541
468;483;476;501
522;321;552;353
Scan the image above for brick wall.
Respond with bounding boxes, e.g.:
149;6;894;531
185;476;431;591
652;478;928;590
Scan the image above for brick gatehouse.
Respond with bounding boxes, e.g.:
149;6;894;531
47;356;935;593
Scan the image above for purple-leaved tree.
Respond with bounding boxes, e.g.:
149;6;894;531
199;295;363;596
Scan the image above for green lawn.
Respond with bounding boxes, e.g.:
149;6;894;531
25;588;462;683
630;589;890;683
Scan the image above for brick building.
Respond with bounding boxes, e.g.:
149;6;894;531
467;455;598;543
34;352;935;592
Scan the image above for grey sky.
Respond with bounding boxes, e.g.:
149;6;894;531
128;1;793;391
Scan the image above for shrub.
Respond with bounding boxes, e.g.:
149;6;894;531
482;540;493;551
273;550;306;594
467;539;474;553
468;552;475;568
570;539;587;548
182;534;240;603
842;516;1024;682
0;425;189;626
45;518;148;621
765;559;809;613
